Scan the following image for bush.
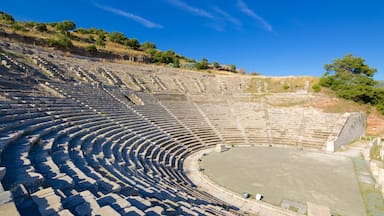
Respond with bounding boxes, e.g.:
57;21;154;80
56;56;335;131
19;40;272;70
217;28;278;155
96;37;105;47
24;22;36;28
47;34;73;49
283;83;290;90
195;58;209;70
35;23;47;32
86;35;95;43
124;38;140;50
109;32;127;44
312;84;321;92
86;45;97;54
377;102;384;115
0;12;15;24
141;41;156;50
12;23;27;32
74;28;89;34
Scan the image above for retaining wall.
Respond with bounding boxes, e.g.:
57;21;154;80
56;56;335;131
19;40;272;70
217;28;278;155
326;112;366;152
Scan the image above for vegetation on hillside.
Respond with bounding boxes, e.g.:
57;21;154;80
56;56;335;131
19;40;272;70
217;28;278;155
317;54;384;114
0;11;238;73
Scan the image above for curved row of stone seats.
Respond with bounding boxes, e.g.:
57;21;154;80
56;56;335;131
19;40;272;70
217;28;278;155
299;109;341;149
31;56;69;81
154;75;182;93
125;75;150;92
0;53;33;75
46;82;236;215
42;81;228;211
86;86;210;155
96;67;125;87
195;102;247;145
88;123;232;214
67;64;100;84
267;108;303;147
45;79;342;152
120;92;212;149
0;154;17;215
145;73;247;95
0;57;40;90
136;74;169;93
0;90;222;213
88;86;234;209
0;97;71;214
117;73;144;92
231;102;269;145
0;93;128;214
150;75;168;92
154;95;224;146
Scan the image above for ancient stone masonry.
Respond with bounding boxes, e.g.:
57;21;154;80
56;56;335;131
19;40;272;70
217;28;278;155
0;42;368;215
326;112;366;152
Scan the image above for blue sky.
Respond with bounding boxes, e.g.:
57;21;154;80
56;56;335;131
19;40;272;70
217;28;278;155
2;0;384;78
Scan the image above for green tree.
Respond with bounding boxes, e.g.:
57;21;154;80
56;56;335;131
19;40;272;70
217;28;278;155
55;20;76;36
141;41;156;50
212;62;220;69
0;12;15;24
195;58;209;70
124;38;140;50
230;64;236;72
319;54;378;104
108;32;127;44
173;58;180;68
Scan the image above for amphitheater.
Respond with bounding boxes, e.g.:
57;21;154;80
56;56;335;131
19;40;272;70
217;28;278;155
0;41;378;216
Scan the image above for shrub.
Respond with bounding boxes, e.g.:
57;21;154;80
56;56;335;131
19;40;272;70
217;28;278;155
74;28;89;34
86;45;97;54
283;83;290;90
86;35;95;43
312;84;321;92
96;37;105;47
35;23;47;32
109;32;127;44
377;102;384;115
12;23;27;32
55;20;76;34
47;34;73;49
0;12;15;24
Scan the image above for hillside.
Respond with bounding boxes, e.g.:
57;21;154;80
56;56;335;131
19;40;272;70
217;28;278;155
0;11;238;74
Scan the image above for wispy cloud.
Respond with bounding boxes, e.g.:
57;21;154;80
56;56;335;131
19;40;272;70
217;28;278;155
237;0;272;31
213;7;242;27
166;0;214;18
95;3;163;29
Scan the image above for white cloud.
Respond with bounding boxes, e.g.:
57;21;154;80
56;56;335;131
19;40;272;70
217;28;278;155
237;0;272;31
166;0;214;18
213;7;242;27
95;4;163;29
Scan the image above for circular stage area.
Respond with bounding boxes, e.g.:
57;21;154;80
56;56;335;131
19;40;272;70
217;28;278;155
200;146;365;216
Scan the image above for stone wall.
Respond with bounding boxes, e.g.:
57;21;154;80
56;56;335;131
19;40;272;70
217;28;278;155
326;112;366;152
